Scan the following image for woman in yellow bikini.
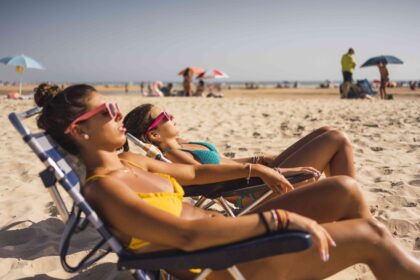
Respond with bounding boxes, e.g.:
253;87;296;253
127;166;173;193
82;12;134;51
34;83;420;279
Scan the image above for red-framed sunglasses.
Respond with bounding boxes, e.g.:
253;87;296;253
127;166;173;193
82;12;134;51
64;102;120;134
146;111;172;132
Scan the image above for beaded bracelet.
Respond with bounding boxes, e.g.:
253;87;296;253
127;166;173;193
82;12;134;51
258;212;270;234
274;209;283;230
274;209;290;230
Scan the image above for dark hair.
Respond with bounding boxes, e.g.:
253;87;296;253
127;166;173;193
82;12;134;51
122;103;155;151
348;48;354;54
34;83;97;154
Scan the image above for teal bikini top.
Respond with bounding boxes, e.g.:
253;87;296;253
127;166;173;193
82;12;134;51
179;141;221;164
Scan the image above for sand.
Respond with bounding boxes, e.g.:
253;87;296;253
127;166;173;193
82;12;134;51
0;88;419;279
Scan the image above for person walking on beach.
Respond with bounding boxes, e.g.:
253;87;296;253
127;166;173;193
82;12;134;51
341;48;356;98
378;62;389;99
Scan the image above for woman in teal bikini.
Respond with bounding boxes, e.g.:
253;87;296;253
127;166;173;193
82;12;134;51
123;104;354;178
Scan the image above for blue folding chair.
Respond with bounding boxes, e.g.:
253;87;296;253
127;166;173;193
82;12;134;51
8;107;312;280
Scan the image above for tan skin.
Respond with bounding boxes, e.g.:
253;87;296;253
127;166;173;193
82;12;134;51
378;63;389;99
68;92;420;279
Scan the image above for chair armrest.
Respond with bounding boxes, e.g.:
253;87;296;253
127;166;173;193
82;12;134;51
183;173;315;198
118;231;311;271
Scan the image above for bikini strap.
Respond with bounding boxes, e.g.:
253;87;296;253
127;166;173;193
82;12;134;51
120;158;146;171
85;174;108;183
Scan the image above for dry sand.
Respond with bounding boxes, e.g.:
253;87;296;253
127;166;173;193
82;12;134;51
0;88;419;279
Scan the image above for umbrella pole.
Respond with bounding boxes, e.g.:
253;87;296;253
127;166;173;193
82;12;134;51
19;75;22;96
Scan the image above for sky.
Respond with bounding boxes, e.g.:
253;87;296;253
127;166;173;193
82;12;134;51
0;0;419;83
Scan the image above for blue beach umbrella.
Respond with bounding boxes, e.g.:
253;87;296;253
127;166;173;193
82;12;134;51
0;54;45;95
360;55;403;68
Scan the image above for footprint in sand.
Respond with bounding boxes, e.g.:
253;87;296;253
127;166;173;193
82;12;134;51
224;152;235;158
408;180;420;187
369;188;393;194
383;168;393;175
45;202;58;217
370;146;384;152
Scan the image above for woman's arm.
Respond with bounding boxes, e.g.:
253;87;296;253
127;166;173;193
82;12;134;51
85;177;334;257
120;152;294;193
165;149;202;165
85;176;267;251
121;151;255;184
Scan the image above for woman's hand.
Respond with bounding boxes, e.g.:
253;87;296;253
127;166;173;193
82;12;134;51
287;212;336;262
253;164;294;194
278;166;321;179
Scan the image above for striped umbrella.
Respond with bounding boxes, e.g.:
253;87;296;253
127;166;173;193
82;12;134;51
196;69;229;79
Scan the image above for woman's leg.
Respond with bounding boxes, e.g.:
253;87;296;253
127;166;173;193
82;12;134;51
271;127;356;178
271;126;333;165
253;176;371;223
229;218;420;280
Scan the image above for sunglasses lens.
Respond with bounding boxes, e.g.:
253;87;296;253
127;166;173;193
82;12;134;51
109;104;116;117
107;103;120;118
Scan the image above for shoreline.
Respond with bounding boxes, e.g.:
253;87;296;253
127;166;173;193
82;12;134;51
1;84;420;98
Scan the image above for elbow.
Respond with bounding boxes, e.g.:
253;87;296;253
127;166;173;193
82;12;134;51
176;223;202;252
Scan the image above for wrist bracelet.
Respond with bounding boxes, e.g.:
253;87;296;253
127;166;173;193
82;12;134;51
274;209;282;230
275;209;289;230
246;164;252;184
258;212;270;234
270;210;279;231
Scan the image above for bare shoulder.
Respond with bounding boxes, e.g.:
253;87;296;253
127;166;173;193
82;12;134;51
83;175;138;208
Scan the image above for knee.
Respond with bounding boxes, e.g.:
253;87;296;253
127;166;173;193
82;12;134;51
317;126;335;134
331;175;363;197
361;218;389;242
327;129;352;147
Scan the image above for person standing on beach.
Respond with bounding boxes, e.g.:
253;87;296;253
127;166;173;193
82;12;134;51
340;48;356;98
182;67;193;96
377;62;389;99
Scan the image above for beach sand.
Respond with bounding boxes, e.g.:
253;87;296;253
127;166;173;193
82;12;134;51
0;88;419;279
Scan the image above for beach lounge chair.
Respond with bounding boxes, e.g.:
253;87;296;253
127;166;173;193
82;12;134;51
126;133;314;217
8;107;312;280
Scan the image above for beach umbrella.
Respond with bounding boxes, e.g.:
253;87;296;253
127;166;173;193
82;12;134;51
196;69;229;79
360;55;403;68
178;67;205;76
0;54;45;95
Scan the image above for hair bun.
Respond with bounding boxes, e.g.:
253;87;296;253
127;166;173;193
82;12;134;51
34;83;61;108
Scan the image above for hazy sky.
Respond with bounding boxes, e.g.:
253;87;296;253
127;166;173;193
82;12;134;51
0;0;419;83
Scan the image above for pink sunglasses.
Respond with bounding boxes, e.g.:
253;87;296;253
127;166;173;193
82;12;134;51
146;111;172;132
64;102;120;134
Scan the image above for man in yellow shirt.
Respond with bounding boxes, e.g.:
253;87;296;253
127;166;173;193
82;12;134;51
341;48;356;98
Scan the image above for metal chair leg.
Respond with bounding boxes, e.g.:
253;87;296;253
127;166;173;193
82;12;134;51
216;197;236;217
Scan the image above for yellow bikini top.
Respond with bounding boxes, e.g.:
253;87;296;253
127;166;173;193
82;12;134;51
85;159;185;250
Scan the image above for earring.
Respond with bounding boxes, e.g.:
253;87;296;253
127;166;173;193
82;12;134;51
83;134;89;140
